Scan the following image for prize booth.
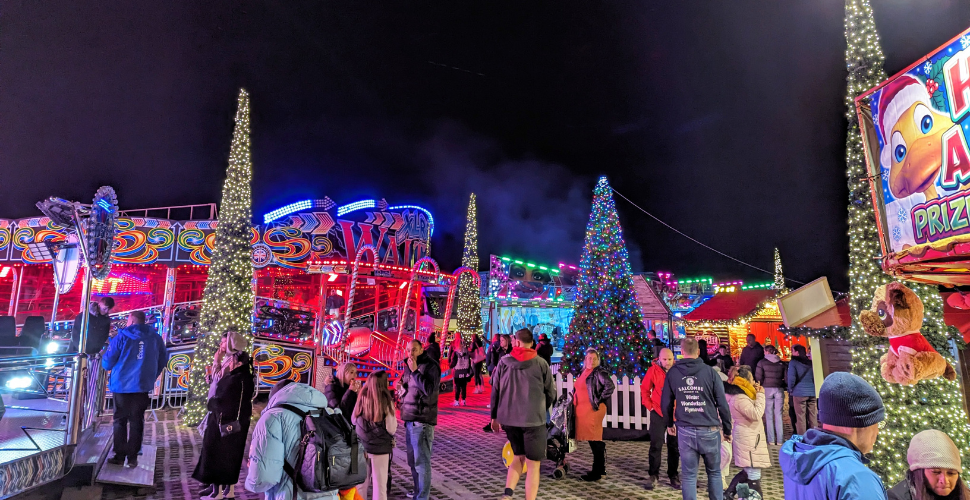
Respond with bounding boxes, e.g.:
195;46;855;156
682;284;807;361
0;196;465;402
855;25;970;408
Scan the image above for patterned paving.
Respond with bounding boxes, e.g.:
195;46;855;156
13;379;790;499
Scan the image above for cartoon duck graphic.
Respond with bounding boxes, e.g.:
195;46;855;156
878;75;954;200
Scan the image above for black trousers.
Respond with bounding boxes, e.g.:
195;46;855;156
454;378;469;400
473;362;484;386
113;392;150;462
648;410;679;478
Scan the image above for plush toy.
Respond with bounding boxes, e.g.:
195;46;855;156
859;282;956;386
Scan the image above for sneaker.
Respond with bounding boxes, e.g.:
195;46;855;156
474;386;484;394
127;458;138;468
483;422;493;433
460;399;466;406
406;492;415;499
580;471;602;482
106;456;125;466
645;475;657;490
670;476;682;490
451;400;460;407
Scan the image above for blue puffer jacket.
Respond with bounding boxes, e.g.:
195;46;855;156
245;383;339;500
787;357;816;397
780;429;887;500
101;324;167;393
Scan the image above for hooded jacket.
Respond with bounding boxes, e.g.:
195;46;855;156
755;353;786;388
780;428;887;500
660;357;732;435
787;356;816;397
399;352;441;425
490;346;555;427
245;383;338;500
101;324;167;393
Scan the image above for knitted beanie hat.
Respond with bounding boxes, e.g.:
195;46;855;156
908;430;963;472
818;372;886;428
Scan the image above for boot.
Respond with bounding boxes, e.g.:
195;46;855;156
581;442;605;481
747;480;763;500
645;475;657;490
724;470;748;500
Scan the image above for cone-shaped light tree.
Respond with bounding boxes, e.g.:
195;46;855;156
843;0;970;481
773;248;785;291
183;89;256;425
561;177;649;377
455;193;482;339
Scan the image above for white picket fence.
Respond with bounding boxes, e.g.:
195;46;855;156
554;372;651;430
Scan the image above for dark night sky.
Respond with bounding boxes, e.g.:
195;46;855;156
3;1;970;290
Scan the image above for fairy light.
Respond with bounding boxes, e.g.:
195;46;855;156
843;1;970;483
773;247;785;291
561;176;649;377
455;193;482;339
183;89;256;425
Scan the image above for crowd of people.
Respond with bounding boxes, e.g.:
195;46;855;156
85;305;969;500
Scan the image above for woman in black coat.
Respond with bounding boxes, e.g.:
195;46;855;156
324;362;360;416
193;350;255;500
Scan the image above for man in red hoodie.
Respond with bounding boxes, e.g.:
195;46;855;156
641;348;680;490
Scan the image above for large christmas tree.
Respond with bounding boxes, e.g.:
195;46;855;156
843;0;970;481
561;177;649;377
183;89;256;425
455;193;482;339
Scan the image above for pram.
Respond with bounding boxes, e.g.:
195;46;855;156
546;393;575;479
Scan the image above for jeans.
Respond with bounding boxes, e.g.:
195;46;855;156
112;392;150;462
677;425;723;500
743;467;761;480
405;421;434;500
648;410;679;478
764;387;784;444
793;396;818;435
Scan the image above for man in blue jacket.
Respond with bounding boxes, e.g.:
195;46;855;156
780;371;887;500
787;344;817;435
661;338;732;500
102;311;167;468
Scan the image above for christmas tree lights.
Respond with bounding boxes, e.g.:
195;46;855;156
183;89;256;425
561;177;649;377
843;1;970;482
455;193;482;339
773;247;785;291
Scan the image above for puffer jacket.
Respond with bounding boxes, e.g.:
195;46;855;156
755;353;786;388
323;377;357;418
573;365;615;412
399;352;441;425
788;356;816;397
245;383;338;500
727;388;771;468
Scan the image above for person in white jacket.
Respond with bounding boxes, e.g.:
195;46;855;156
245;381;339;500
724;365;770;499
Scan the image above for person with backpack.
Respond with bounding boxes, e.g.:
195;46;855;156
449;337;474;406
470;333;487;393
352;370;396;500
787;344;817;435
193;350;256;500
398;339;441;500
245;381;348;500
755;345;786;445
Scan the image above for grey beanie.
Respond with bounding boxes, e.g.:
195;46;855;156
818;372;886;428
908;430;963;472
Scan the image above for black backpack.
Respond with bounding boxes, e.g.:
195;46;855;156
276;404;367;495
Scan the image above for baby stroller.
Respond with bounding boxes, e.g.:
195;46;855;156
547;393;575;479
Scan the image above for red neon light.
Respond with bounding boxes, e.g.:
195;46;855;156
91;273;152;296
0;267;9;278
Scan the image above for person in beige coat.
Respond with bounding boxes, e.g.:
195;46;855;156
724;365;770;499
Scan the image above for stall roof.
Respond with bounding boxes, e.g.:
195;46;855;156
683;289;776;322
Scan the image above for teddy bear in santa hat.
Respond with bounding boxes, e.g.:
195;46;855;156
859;282;956;386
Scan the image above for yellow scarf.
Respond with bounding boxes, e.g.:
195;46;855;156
733;377;756;400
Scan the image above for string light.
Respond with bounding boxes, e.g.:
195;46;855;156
455;193;482;339
844;1;970;483
183;89;256;425
773;248;786;291
561;177;649;377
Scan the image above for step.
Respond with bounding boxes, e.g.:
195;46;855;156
96;444;156;488
62;423;112;487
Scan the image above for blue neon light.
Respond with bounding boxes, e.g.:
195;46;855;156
263;199;313;223
388;205;435;236
96;199;112;211
336;199;376;216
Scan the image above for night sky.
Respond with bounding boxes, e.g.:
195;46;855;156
3;1;970;290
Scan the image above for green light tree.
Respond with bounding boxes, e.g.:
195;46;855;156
843;0;970;482
561;177;649;377
455;193;482;339
183;89;256;425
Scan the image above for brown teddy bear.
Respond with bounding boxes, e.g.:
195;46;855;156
859;282;956;386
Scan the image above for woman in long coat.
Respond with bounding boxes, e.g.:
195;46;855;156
725;365;770;500
193;350;255;500
571;348;615;482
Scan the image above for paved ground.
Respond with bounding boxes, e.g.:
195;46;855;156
16;381;790;500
